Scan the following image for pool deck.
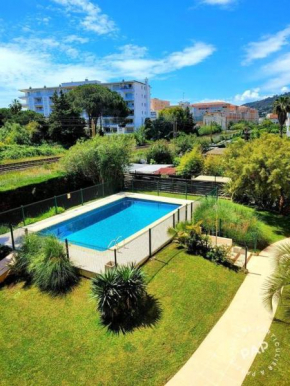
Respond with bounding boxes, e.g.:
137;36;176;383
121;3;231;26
24;192;190;233
0;192;194;275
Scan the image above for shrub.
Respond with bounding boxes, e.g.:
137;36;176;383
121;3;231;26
171;133;197;155
9;235;79;294
91;264;146;323
146;140;173;164
224;134;290;212
62;135;135;184
198;125;222;136
205;245;230;265
0;144;64;161
32;237;79;294
168;221;233;267
176;145;204;178
203;155;225;176
9;234;41;280
194;198;270;249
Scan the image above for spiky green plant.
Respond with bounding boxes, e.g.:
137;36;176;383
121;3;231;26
168;220;210;255
9;234;42;279
32;236;79;295
263;242;290;318
91;264;146;322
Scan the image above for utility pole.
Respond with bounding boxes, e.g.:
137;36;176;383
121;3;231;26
173;120;177;138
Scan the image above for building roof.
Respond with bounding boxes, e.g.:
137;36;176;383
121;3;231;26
128;164;174;174
192;175;231;183
154;167;176;175
266;113;278;119
19;79;149;92
191;101;232;108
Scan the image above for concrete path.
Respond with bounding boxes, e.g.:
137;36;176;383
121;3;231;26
166;241;284;386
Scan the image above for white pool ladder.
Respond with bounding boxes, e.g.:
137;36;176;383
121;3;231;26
107;235;123;250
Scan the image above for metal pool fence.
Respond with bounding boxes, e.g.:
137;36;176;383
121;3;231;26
0;182;119;233
124;175;228;198
65;201;196;275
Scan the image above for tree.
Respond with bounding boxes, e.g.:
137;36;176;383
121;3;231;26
48;91;86;147
203;155;225;176
224;134;290;212
171;133;197;155
69;84;129;136
159;106;195;135
176;145;204;178
0;122;31;145
145;117;173;140
273;96;290;137
9;99;22;115
0;108;12;127
146;140;173;164
62;134;135;184
263;242;290;319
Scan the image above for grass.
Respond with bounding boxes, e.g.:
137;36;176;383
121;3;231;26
243;290;290;386
0;243;244;386
0;164;65;192
135;190;290;247
0;154;64;165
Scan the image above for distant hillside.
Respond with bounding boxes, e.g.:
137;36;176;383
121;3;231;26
243;92;290;117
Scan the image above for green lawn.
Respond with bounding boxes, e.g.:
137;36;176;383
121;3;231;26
0;164;65;192
243;290;290;386
0;244;244;386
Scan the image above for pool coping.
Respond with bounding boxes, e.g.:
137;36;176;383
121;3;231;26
26;192;193;253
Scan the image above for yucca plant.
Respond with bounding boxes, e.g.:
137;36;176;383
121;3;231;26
263;242;290;319
32;236;79;295
92;264;146;323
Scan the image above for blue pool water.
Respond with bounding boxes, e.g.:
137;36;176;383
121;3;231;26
40;198;180;251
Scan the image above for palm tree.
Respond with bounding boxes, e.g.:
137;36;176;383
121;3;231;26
9;99;22;115
273;96;290;138
263;242;290;318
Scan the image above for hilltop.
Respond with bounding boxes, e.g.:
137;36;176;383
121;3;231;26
243;92;290;116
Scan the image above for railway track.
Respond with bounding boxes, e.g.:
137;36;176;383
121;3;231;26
0;156;62;174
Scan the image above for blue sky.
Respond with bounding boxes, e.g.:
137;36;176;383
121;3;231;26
0;0;290;107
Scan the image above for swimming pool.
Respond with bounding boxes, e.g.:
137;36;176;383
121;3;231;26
40;197;180;251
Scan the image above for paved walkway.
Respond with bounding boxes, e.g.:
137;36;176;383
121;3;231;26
166;241;285;386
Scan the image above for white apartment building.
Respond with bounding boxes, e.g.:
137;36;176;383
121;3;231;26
19;79;151;134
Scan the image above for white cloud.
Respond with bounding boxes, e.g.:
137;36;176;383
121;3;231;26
0;40;215;106
243;26;290;65
202;0;234;4
261;52;290;91
13;36;80;59
234;88;261;103
64;35;89;44
106;42;216;78
51;0;117;35
281;86;289;93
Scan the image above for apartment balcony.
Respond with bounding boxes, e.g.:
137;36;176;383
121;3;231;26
124;94;134;101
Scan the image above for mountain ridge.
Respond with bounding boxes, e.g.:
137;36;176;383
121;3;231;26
243;92;290;116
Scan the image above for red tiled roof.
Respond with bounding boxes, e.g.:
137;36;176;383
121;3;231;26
154;167;176;175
